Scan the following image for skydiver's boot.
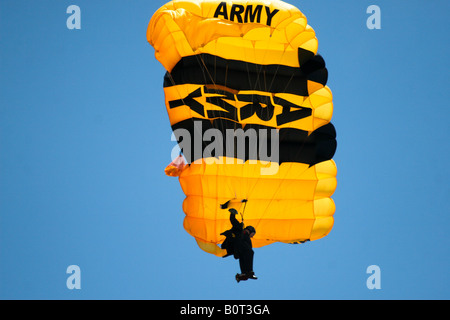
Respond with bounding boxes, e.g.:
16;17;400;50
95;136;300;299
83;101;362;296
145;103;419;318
235;273;248;283
247;271;257;280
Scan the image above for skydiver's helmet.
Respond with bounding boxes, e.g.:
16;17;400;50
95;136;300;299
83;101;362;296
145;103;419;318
245;226;256;235
228;208;238;215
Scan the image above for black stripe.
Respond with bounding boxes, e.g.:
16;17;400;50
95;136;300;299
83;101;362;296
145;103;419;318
171;118;336;166
164;50;328;96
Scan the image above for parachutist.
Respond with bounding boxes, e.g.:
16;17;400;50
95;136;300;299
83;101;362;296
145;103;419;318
220;208;257;282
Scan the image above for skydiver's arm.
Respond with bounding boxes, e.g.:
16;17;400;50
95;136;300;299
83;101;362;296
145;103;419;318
230;212;240;228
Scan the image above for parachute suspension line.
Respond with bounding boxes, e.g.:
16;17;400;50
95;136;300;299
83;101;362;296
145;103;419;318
254;48;324;230
166;55;213;167
243;43;294;205
274;34;314;170
165;72;194;161
243;42;308;232
242;45;315;234
234;23;306;232
233;34;278;210
192;37;303;217
241;29;278;208
196;54;216;88
195;54;239;199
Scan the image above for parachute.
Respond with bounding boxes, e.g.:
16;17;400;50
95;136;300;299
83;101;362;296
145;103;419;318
147;0;337;256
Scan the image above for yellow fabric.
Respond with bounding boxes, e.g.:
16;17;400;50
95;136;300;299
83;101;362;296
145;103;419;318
147;0;317;71
147;0;337;256
180;158;336;248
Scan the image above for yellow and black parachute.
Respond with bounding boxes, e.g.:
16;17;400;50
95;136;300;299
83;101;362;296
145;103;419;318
147;0;337;256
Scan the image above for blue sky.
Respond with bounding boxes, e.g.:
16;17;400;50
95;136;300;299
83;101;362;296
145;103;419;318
1;0;449;300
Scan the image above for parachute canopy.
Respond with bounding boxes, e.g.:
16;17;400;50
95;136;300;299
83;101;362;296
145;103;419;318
147;0;337;256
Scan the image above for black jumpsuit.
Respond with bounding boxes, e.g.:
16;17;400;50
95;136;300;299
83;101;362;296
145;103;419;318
222;212;254;274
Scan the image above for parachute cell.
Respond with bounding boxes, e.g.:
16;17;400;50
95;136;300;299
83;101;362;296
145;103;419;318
147;0;337;256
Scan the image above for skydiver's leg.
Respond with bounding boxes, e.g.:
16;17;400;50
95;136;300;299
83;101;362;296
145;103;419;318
239;256;247;274
239;250;254;274
248;249;254;272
